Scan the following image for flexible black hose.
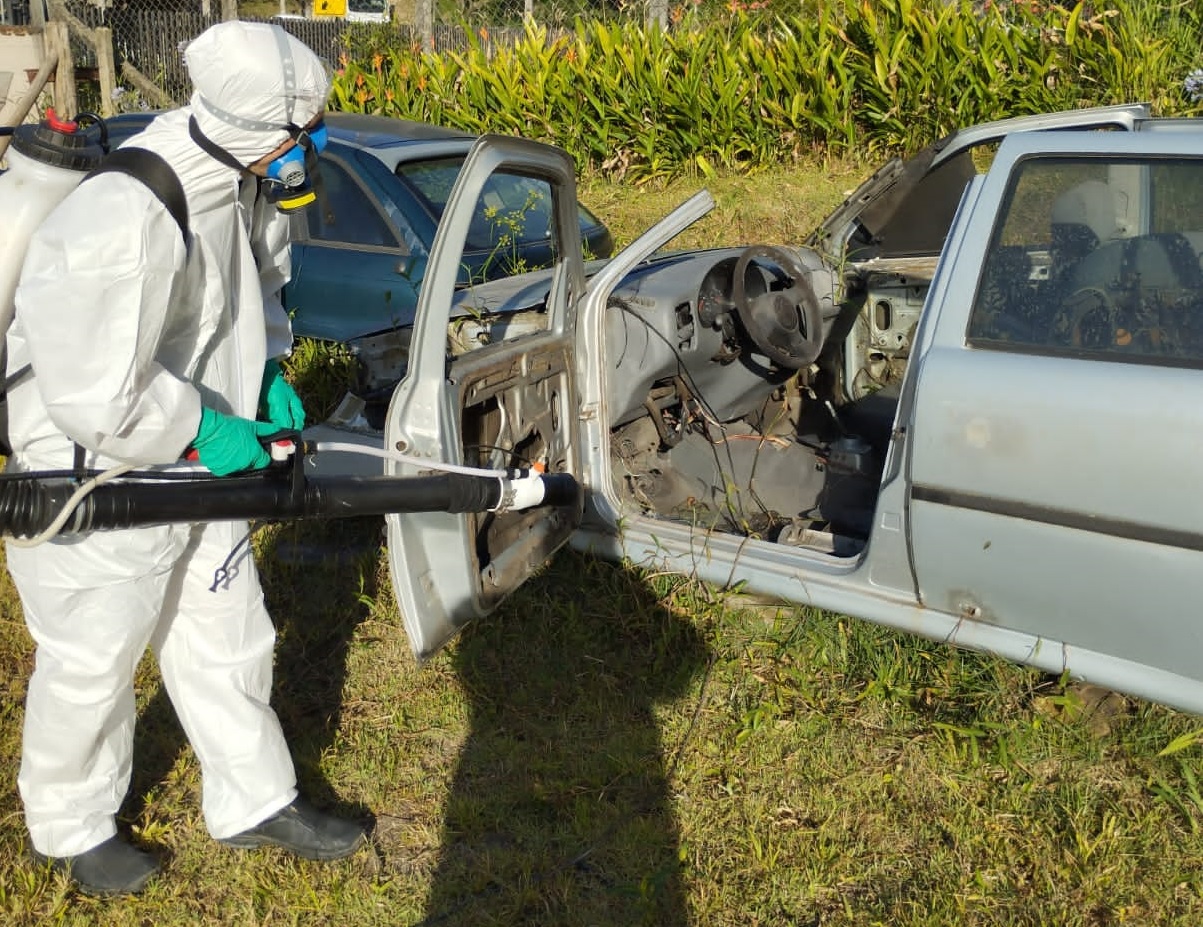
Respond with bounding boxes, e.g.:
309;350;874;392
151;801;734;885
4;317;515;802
0;470;580;539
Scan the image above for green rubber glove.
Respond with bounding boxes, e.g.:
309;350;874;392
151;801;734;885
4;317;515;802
191;407;278;476
259;358;306;431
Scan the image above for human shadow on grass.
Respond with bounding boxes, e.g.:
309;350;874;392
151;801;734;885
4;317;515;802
423;550;710;927
123;517;381;848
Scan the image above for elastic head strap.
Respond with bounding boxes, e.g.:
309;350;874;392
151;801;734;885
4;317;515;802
188;116;245;173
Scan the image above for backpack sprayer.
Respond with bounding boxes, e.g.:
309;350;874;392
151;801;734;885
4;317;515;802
0;113;579;543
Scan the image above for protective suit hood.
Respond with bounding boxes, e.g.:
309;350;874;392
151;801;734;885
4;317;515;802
185;21;331;168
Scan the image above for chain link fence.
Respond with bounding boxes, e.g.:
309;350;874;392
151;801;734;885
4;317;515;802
3;0;671;105
4;0;1050;113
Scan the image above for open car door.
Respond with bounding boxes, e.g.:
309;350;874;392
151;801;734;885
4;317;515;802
383;136;586;660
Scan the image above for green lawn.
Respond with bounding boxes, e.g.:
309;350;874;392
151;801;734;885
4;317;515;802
2;164;1202;925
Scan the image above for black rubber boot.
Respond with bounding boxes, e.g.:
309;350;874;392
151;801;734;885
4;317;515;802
219;797;366;860
31;834;160;896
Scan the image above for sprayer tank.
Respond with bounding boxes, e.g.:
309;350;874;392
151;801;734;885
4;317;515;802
0;114;106;337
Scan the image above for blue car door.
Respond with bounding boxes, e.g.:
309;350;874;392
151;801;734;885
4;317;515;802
285;150;423;341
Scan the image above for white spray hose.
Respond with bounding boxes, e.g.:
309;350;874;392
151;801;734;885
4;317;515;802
309;441;514;479
306;440;549;513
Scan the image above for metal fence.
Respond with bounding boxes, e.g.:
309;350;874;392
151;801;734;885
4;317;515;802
6;0;664;105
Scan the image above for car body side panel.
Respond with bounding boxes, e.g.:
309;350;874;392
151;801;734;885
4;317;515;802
288;243;421;341
570;516;1203;713
905;131;1203;707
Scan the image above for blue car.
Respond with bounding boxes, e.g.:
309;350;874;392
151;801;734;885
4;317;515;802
103;111;614;342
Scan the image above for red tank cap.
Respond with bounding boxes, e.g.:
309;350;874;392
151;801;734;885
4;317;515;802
44;108;78;133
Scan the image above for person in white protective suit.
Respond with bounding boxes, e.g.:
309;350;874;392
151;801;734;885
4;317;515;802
5;21;366;895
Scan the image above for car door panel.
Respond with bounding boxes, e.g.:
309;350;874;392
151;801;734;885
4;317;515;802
383;135;586;660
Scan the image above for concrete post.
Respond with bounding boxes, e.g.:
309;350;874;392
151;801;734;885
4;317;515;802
414;0;432;51
647;0;667;30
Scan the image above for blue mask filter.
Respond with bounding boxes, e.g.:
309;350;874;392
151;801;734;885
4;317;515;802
265;121;328;211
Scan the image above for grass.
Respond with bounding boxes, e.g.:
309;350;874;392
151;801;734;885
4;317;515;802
2;163;1203;925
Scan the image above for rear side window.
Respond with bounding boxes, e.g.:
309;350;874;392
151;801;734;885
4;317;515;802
967;156;1203;366
396;157;554;251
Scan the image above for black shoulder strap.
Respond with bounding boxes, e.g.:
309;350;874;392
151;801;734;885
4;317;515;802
85;147;190;241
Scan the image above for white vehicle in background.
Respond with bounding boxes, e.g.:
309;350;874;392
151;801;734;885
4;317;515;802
301;0;387;23
345;0;388;23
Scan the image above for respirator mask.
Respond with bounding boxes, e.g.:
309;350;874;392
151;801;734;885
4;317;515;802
189;114;334;220
264;120;328;212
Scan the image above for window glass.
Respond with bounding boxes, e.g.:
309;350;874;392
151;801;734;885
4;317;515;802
306;156;400;249
967;157;1203;364
397;158;555;251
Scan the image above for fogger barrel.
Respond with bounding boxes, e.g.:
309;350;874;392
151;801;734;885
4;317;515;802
0;470;580;539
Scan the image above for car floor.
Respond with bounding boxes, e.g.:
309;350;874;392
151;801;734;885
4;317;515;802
611;411;884;553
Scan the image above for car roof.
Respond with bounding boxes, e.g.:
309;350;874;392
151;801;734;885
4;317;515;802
101;110;476;154
324;112;474;150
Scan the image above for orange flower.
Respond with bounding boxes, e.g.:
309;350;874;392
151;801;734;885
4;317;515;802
372;53;383;72
355;72;365;88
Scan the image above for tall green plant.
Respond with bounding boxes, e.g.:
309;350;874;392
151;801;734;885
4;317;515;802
328;0;1202;184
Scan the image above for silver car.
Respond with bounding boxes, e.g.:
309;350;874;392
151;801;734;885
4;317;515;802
312;104;1203;717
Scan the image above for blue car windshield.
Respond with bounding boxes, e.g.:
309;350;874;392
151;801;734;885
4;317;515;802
396;158;563;251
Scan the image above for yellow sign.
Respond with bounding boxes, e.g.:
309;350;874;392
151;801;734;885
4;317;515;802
313;0;347;16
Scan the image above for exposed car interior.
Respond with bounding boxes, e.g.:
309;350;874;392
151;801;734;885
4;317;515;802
600;245;883;553
970;161;1203;360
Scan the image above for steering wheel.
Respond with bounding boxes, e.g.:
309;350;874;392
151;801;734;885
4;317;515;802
731;245;826;369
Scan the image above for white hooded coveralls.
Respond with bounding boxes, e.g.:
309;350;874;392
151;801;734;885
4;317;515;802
5;22;330;857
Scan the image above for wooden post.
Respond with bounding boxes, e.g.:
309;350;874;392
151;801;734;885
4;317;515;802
221;0;238;20
29;0;45;28
94;26;117;117
120;61;176;109
43;20;75;118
